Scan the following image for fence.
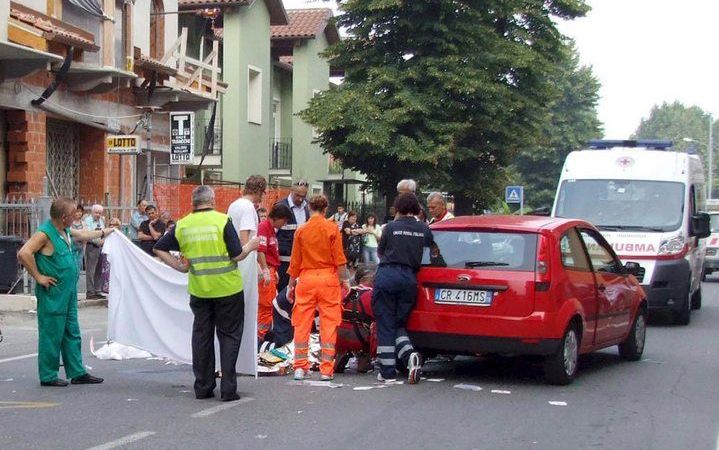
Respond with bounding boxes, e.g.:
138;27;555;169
0;195;42;241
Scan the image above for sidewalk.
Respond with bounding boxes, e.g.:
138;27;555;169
0;271;107;312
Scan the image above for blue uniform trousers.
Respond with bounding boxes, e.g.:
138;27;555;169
371;264;418;379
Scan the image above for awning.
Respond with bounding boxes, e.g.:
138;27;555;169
134;86;217;112
0;41;64;79
316;177;366;185
59;63;137;93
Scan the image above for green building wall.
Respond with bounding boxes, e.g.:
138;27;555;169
222;3;273;183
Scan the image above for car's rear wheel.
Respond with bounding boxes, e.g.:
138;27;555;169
691;285;702;310
619;307;646;361
544;324;579;385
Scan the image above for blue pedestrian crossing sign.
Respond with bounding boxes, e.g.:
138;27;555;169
505;186;524;204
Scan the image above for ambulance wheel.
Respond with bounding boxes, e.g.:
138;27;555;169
691;286;702;310
674;282;692;326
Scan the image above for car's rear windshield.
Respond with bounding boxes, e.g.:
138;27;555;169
422;230;538;271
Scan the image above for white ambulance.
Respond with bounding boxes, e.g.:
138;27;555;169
552;140;711;325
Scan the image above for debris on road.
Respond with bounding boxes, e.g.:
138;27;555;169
289;380;344;388
491;390;511;395
90;336;152;360
548;401;567;406
0;378;13;382
454;384;483;392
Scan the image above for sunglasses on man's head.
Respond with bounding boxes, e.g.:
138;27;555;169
294;181;309;187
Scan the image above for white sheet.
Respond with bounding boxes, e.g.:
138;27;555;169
103;232;258;376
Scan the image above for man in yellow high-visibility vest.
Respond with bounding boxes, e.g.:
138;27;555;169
154;185;258;402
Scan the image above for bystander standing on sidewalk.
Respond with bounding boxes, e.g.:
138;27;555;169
84;204;106;300
71;203;85;274
342;211;363;269
362;214;381;264
138;205;167;256
129;199;148;241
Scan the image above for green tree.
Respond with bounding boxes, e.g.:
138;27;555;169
301;0;590;214
512;44;602;209
633;101;718;194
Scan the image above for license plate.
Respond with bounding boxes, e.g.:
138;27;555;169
434;288;494;306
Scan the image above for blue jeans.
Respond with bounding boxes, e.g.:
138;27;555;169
362;246;379;264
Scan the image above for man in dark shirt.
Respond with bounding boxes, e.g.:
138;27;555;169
138;205;167;256
373;193;433;385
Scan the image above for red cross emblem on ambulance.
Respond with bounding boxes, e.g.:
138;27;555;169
616;156;635;169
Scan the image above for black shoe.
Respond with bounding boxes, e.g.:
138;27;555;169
221;393;241;402
41;379;69;387
71;374;104;384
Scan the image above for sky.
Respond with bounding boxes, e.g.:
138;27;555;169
282;0;719;139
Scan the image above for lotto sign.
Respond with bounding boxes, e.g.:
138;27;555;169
106;135;141;154
170;112;194;165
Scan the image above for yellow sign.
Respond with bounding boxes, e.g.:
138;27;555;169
106;135;141;155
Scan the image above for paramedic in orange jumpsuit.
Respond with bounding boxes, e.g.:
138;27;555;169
287;194;351;381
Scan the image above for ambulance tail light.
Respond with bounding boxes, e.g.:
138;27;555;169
535;234;551;292
657;235;688;259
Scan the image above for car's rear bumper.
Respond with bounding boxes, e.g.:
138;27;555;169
408;331;561;356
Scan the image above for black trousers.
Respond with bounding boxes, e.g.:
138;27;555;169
277;261;290;293
189;292;244;399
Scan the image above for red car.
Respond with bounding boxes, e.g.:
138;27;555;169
407;216;647;384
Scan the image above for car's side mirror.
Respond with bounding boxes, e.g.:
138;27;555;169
691;213;711;239
624;261;641;277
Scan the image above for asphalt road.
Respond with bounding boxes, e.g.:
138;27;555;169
2;282;719;450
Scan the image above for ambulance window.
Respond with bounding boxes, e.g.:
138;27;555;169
560;228;590;272
689;185;697;218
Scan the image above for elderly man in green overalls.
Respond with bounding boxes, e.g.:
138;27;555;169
18;197;115;387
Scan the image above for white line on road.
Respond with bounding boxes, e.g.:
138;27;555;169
84;431;156;450
0;353;37;364
191;397;254;418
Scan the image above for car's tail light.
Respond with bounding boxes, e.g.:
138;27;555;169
535;234;551;292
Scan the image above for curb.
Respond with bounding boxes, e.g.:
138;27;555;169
0;294;107;312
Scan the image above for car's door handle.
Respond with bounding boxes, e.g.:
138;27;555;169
597;284;606;291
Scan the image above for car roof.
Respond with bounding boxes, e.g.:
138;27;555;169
430;215;589;233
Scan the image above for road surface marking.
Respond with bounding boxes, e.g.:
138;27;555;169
454;384;482;392
191;397;254;417
548;401;568;406
0;353;38;364
0;401;58;410
491;390;512;395
84;431;156;450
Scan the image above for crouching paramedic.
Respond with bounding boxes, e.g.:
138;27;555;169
154;185;259;401
257;203;293;340
373;193;434;384
287;195;351;381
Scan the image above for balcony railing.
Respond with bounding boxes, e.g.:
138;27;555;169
270;138;292;172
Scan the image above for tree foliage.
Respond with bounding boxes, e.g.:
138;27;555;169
301;0;590;213
512;44;602;208
633;101;718;193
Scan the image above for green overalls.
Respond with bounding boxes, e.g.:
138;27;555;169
34;220;87;382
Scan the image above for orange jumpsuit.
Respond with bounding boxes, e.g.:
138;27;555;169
288;215;347;376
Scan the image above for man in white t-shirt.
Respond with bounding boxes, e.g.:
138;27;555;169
228;175;267;244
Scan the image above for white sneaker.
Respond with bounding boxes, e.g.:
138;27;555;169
407;352;422;385
294;369;306;381
377;372;397;383
320;374;334;381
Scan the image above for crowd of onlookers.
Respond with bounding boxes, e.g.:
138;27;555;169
71;199;174;299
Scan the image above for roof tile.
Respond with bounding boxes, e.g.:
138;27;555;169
271;8;332;40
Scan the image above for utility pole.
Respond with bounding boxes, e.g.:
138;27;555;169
709;114;714;199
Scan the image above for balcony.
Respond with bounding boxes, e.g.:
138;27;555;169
269;138;292;175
